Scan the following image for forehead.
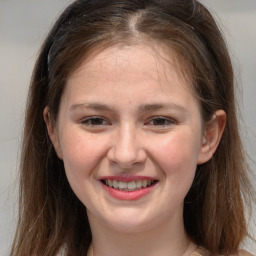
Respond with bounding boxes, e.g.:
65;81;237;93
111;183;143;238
62;44;199;115
67;43;193;91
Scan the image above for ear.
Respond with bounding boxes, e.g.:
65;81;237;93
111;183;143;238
43;107;63;159
197;110;226;164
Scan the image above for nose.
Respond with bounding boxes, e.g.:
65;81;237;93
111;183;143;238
107;124;146;169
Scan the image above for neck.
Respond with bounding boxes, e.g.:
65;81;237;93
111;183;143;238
87;212;196;256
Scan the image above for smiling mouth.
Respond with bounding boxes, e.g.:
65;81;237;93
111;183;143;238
101;179;158;192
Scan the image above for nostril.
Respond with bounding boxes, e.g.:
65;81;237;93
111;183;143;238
107;147;147;169
106;131;147;168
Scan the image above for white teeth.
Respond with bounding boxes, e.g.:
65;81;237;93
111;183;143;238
142;180;148;188
113;180;119;189
136;180;142;189
104;179;155;190
118;181;128;189
108;179;113;187
128;181;136;190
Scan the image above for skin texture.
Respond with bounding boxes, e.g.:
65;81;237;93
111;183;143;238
44;44;226;256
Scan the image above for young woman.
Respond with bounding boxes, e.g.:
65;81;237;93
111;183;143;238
11;0;255;255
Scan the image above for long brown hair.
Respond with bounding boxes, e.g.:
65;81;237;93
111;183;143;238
11;0;255;255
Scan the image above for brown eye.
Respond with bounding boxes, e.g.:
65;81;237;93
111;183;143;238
147;117;174;126
82;117;109;126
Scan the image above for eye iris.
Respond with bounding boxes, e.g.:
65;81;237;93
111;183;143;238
153;118;167;125
91;118;103;125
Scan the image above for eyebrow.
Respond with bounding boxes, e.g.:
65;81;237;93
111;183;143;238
137;103;187;113
69;102;188;115
69;103;112;112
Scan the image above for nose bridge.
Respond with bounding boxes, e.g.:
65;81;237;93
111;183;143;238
118;123;136;154
108;123;145;167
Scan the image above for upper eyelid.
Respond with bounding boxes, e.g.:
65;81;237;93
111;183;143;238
79;115;176;125
143;117;176;128
81;116;111;124
146;116;175;122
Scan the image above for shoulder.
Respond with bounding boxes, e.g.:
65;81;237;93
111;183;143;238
191;247;210;256
192;247;255;256
238;249;255;256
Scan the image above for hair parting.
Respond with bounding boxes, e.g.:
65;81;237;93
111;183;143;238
11;1;255;255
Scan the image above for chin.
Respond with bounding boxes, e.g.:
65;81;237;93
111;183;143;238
97;209;161;234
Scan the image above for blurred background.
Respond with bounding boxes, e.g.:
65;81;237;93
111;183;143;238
0;0;255;255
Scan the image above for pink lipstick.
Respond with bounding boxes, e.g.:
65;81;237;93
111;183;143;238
100;176;158;200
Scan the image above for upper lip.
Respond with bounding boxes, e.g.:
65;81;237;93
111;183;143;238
99;176;158;182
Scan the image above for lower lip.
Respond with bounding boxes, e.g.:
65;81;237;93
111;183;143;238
102;183;157;201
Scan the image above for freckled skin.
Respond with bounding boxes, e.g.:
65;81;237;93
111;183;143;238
53;44;206;237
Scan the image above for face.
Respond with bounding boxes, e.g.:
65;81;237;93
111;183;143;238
47;44;212;234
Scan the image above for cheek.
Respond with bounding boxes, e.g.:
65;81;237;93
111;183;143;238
151;132;201;180
59;129;109;206
59;129;107;180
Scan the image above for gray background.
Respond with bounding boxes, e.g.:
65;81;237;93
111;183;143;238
0;0;255;255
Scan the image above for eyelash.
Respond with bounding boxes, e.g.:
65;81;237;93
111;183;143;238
81;116;175;127
81;117;110;126
146;117;175;127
